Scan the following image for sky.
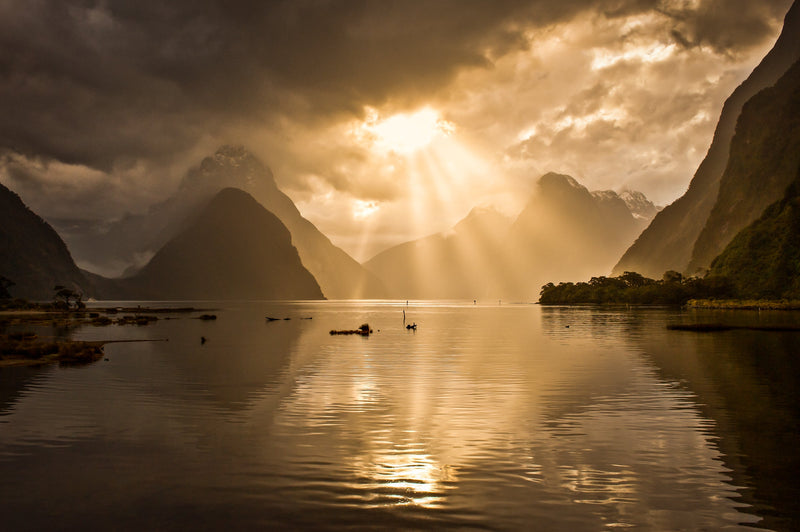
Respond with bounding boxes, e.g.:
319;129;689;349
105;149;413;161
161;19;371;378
0;0;793;261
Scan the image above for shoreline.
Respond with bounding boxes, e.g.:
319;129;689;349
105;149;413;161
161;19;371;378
0;303;182;368
0;335;105;367
686;299;800;310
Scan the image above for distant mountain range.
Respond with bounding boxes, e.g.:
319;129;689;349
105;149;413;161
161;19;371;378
0;182;89;300
614;1;800;278
94;188;323;300
56;146;385;299
365;173;657;300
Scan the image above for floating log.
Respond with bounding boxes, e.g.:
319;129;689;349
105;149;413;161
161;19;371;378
330;323;372;336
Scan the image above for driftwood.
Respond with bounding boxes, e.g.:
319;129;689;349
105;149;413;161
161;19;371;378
330;323;372;336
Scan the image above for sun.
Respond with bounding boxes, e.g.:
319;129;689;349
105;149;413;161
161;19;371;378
361;107;454;154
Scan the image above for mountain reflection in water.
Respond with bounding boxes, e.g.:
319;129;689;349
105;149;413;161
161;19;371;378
0;302;797;530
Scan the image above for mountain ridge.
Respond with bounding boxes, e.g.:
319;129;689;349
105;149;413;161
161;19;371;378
613;0;800;278
687;57;800;272
0;181;89;300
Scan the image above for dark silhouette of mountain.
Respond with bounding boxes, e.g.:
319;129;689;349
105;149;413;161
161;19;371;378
688;58;800;273
614;1;800;278
708;168;800;300
57;146;386;298
0;182;88;300
504;173;648;298
106;188;323;300
363;207;512;299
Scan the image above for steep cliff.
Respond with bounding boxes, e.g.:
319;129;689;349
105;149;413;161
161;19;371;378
613;1;800;278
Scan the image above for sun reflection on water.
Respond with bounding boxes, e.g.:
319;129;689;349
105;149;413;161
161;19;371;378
351;448;455;508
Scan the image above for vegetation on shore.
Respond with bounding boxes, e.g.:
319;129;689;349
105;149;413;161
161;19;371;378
666;323;800;332
685;299;800;310
705;175;800;300
0;288;213;368
539;174;800;308
0;332;104;367
538;271;733;305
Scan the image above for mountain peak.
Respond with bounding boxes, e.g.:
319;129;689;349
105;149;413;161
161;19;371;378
591;190;621;202
619;189;660;221
183;145;275;195
117;186;324;300
212;145;254;166
453;206;512;236
538;172;586;192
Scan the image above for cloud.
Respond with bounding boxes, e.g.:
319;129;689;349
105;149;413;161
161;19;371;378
0;0;793;258
659;0;793;53
2;0;787;169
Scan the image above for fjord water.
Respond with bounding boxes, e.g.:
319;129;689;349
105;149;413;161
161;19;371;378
1;302;799;530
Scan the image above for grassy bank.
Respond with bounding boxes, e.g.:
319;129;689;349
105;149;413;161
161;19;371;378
686;299;800;310
0;332;104;367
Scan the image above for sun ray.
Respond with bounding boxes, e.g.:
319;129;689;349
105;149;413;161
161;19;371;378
351;104;515;300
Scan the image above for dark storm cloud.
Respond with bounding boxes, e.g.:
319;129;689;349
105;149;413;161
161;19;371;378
659;0;793;53
0;0;789;174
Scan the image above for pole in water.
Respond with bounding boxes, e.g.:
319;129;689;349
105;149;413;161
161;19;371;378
403;309;406;323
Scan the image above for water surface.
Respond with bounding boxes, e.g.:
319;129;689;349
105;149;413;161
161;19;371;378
1;302;798;530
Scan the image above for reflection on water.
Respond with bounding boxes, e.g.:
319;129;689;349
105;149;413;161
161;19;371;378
0;302;798;530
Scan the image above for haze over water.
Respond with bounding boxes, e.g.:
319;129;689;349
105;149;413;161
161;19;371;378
1;301;798;530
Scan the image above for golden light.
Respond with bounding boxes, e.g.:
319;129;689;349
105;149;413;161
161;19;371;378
591;42;676;70
341;102;513;277
352;199;380;219
363;107;454;154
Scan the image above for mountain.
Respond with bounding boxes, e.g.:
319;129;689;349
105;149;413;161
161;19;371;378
687;58;800;272
504;173;649;298
365;173;654;300
707;169;800;300
0;182;89;300
363;207;512;299
107;188;323;300
56;146;386;299
613;1;800;278
619;190;660;221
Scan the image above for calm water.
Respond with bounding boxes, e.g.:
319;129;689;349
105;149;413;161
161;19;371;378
1;301;799;530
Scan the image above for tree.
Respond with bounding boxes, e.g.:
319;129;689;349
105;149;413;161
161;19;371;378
0;275;14;299
53;285;84;309
662;270;684;284
620;271;648;287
